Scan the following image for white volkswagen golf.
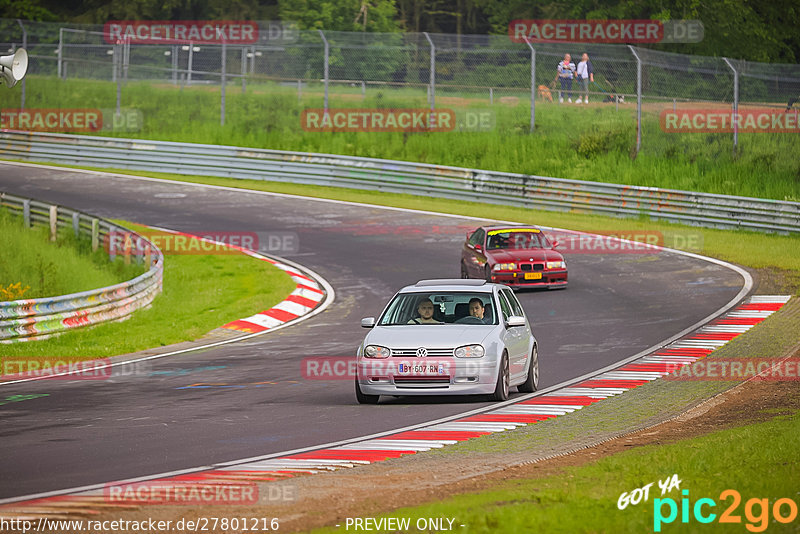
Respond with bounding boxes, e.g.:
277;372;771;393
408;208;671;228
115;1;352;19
356;279;539;404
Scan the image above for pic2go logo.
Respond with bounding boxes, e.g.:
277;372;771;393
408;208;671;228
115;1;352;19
654;489;798;532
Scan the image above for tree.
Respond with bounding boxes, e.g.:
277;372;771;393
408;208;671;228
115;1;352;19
278;0;400;32
1;0;58;21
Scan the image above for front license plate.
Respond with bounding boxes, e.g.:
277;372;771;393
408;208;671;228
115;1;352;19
525;272;542;280
397;361;448;376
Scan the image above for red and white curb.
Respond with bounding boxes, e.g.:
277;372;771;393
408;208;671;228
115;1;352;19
151;227;327;335
0;295;790;516
0;227;333;386
220;262;325;334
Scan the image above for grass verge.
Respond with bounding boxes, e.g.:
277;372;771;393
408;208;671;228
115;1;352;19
0;208;143;299
6;76;800;201
307;408;800;533
0;220;296;359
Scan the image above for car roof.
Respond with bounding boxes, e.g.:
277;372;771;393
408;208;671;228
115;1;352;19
481;224;543;234
397;279;501;293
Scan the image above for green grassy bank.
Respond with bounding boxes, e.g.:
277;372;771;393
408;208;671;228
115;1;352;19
5;76;799;201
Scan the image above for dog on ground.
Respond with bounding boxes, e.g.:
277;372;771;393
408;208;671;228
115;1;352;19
538;85;553;102
603;94;625;104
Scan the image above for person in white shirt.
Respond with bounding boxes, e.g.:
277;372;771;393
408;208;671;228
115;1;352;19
575;53;595;104
408;298;442;324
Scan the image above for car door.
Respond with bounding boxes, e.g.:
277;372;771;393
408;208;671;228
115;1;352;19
463;228;486;278
497;289;528;380
502;289;533;384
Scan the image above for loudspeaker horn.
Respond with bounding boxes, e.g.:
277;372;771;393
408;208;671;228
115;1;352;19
0;48;28;88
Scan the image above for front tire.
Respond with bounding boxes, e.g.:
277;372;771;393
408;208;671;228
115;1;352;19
461;261;469;279
490;351;510;401
518;345;539;393
484;265;493;282
355;379;379;404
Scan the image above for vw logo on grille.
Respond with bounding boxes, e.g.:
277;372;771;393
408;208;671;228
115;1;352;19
416;347;428;358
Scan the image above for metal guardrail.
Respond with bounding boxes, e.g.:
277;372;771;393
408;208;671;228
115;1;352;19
0;191;163;342
1;130;798;234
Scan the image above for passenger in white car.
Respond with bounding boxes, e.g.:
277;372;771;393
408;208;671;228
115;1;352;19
408;298;442;324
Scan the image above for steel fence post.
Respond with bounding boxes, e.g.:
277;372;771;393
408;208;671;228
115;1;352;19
49;205;57;242
221;41;227;127
22;199;30;228
628;45;642;156
16;19;26;109
58;27;64;79
123;36;130;83
116;43;121;116
91;218;99;251
240;46;246;93
172;45;178;85
319;30;329;114
523;37;536;133
723;57;739;155
187;41;194;84
423;32;435;110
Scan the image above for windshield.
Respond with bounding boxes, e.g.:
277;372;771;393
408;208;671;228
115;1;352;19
378;292;497;326
486;229;549;250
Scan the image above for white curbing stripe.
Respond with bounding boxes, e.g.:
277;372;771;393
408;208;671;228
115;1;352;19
561;387;628;396
600;371;669;379
700;325;753;333
235;314;285;330
492;406;578;415
749;295;791;303
727;311;774;318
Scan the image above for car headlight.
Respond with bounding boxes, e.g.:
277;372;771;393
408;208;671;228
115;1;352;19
454;344;485;358
492;263;517;271
363;345;390;359
546;260;566;269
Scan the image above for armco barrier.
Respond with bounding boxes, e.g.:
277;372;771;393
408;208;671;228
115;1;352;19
0;191;163;342
1;130;799;234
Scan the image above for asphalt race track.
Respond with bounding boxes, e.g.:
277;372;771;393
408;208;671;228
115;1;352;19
0;163;746;499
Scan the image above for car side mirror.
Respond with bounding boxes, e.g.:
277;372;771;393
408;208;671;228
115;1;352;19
506;315;526;328
475;244;483;253
361;317;376;328
551;239;559;249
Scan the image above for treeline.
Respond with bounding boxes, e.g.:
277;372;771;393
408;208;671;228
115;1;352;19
3;0;798;62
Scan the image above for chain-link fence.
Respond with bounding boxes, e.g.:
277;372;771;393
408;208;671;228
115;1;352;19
1;18;799;158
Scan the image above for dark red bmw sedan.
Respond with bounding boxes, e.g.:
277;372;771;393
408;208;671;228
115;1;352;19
460;225;568;289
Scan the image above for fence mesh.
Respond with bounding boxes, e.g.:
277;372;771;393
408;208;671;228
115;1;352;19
1;18;799;161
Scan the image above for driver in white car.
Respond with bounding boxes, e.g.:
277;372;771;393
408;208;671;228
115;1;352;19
468;298;491;324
